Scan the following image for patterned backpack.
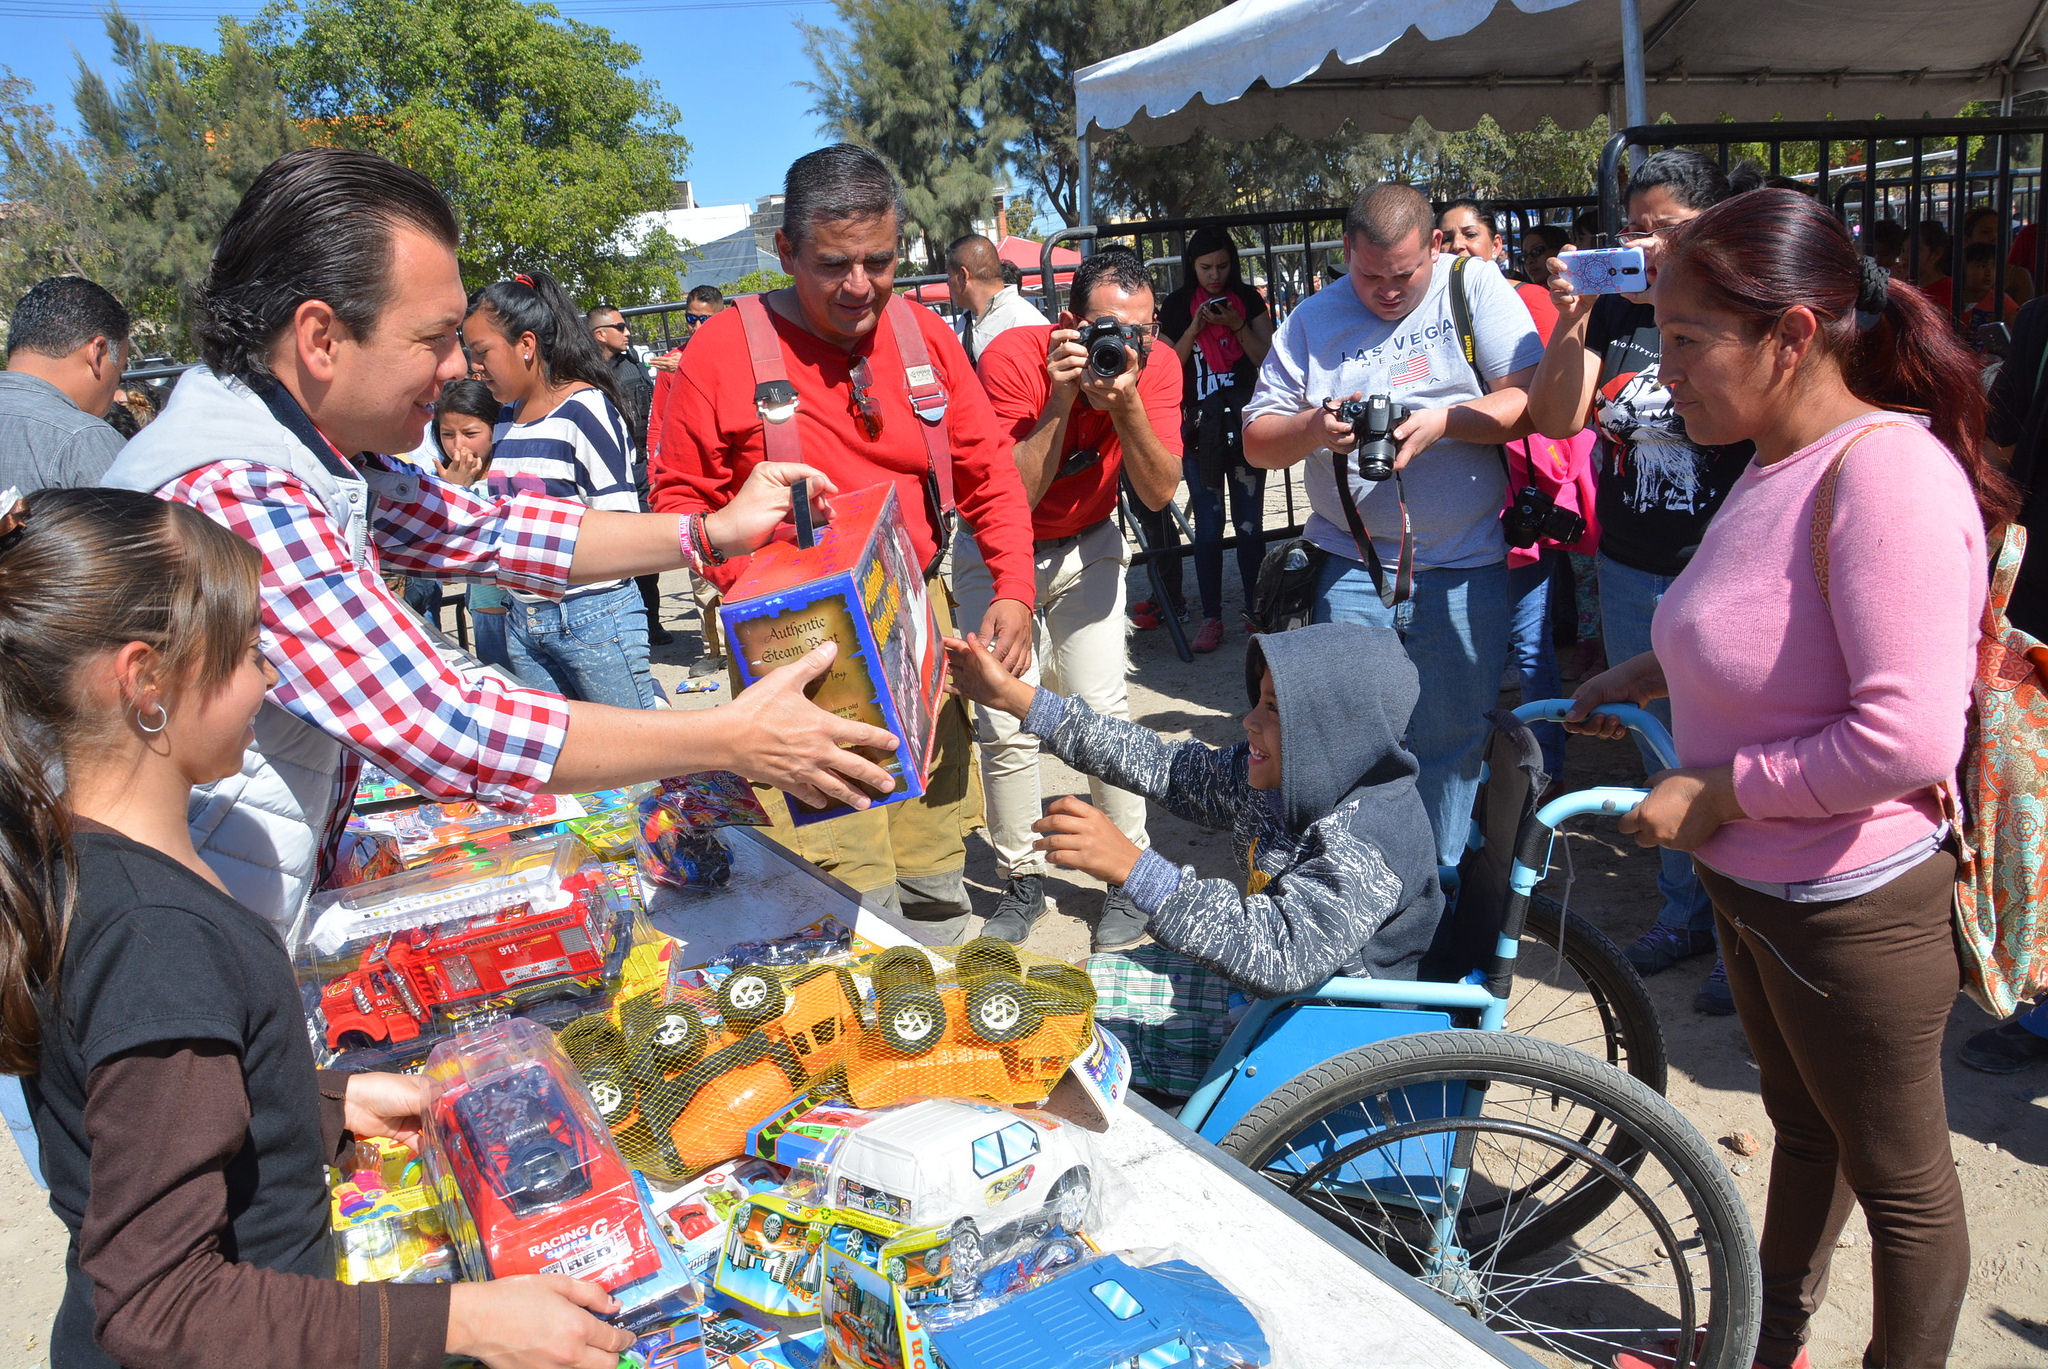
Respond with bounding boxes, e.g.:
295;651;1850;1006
1814;429;2048;1016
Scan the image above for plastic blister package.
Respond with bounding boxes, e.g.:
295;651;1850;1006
552;937;1098;1185
329;1138;456;1285
421;1019;663;1289
921;1247;1273;1369
636;810;734;892
293;839;647;1071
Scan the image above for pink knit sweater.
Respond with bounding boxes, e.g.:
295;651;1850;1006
1653;413;1987;883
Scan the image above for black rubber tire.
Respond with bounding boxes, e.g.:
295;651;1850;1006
334;1029;376;1052
954;937;1022;982
1218;1031;1759;1369
1024;963;1097;1016
623;999;708;1073
1518;891;1669;1094
875;989;947;1055
718;967;788;1027
872;946;937;993
580;1062;634;1126
964;974;1039;1043
557;1016;627;1069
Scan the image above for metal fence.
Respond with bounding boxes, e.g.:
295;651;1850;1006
1598;116;2048;318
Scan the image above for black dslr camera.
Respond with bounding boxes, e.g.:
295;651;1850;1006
1076;316;1148;379
1501;485;1587;549
1334;394;1409;481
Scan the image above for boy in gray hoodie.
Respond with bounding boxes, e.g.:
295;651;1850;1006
945;621;1445;1095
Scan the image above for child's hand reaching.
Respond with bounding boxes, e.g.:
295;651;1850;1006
1032;796;1142;887
942;632;1035;718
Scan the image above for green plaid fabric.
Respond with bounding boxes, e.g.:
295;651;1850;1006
1086;945;1250;1096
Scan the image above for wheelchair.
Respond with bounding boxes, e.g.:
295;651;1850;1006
1172;702;1762;1369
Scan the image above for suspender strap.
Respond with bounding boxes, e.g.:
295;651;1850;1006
736;294;803;465
885;295;957;571
1447;255;1516;487
1336;457;1414;607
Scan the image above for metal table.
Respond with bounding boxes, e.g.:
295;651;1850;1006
646;828;1539;1369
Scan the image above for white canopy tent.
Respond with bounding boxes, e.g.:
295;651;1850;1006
1072;0;2048;216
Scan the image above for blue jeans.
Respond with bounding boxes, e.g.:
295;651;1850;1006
1508;556;1567;780
403;576;443;621
470;606;511;673
504;581;661;709
1313;554;1512;869
1140;456;1267;621
1598;553;1716;935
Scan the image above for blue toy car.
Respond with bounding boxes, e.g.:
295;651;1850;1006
925;1255;1269;1369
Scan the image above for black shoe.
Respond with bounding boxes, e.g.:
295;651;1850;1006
980;875;1044;943
1693;957;1735;1015
1093;887;1149;953
1959;1018;2048;1074
648;626;675;645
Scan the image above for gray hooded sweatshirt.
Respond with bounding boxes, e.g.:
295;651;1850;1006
1022;622;1444;995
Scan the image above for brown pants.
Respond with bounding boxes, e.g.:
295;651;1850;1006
1697;852;1967;1369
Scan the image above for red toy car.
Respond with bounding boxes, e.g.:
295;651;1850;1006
425;1020;661;1290
321;871;619;1050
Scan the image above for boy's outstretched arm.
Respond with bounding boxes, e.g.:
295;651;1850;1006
944;634;1245;832
1131;824;1407;997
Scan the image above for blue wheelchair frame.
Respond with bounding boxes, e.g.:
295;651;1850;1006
1174;701;1681;1260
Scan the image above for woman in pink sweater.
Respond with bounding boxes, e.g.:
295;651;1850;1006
1573;190;2017;1369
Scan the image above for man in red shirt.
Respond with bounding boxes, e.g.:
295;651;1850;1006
953;246;1183;949
651;144;1037;938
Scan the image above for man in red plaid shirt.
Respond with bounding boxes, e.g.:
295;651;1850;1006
105;147;897;930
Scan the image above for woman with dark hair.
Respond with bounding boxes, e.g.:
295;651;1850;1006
428;378;515;672
464;271;659;708
1573;189;2015;1369
1136;226;1276;651
1528;147;1760;1006
1439;199;1508;272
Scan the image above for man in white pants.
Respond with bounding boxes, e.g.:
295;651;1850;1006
951;246;1183;950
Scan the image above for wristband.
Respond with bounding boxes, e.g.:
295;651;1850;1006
676;514;705;575
691;511;729;567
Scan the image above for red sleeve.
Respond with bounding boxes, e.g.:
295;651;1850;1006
918;307;1037;605
646;366;680;463
975;325;1055;442
1515;281;1559;341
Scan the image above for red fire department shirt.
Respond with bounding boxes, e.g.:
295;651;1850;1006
975;323;1185;540
649;297;1037;603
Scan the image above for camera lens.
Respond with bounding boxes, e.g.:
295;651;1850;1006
1087;336;1129;378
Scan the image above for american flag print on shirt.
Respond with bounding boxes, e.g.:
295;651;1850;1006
1389;351;1432;385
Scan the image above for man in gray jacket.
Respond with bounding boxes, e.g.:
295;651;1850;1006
0;276;131;490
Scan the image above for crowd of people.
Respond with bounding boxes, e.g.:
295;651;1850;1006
0;134;2043;1369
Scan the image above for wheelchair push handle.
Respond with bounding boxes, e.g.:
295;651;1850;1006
1513;699;1678;770
1534;786;1652;833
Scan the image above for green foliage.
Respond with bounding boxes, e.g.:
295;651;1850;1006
0;11;305;354
801;0;1018;267
720;267;795;296
245;0;689;304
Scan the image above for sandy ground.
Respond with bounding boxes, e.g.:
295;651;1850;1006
0;563;2043;1367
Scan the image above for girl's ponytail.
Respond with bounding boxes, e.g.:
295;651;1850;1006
0;489;262;1074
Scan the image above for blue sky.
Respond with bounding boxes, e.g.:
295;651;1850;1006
3;0;837;208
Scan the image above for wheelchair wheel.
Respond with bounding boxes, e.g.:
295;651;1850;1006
1513;892;1668;1093
1219;1031;1759;1369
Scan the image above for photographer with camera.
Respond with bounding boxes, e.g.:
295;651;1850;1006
952;246;1183;950
1243;182;1543;870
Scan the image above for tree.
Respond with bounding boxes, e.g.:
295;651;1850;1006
246;0;689;304
720;267;795;296
801;0;1018;266
1;10;304;352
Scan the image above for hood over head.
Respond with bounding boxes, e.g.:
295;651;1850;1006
1246;623;1421;832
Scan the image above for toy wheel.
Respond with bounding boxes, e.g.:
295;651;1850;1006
1044;1167;1091;1232
1514;893;1668;1094
718;968;787;1027
953;936;1022;982
624;1001;709;1072
965;974;1039;1043
580;1063;634;1126
871;946;937;993
634;1077;690;1173
1025;963;1098;1016
884;1255;908;1284
762;1211;785;1241
1218;1031;1759;1369
334;1030;376;1052
876;990;947;1055
946;1221;982;1302
557;1016;627;1068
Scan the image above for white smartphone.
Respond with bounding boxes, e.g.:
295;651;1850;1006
1561;246;1648;295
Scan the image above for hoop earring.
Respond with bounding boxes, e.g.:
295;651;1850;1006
135;702;169;735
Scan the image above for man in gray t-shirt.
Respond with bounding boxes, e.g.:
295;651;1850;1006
0;276;132;491
1245;183;1542;869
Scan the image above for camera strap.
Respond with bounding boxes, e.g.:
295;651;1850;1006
1335;455;1414;607
1447;255;1518;494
